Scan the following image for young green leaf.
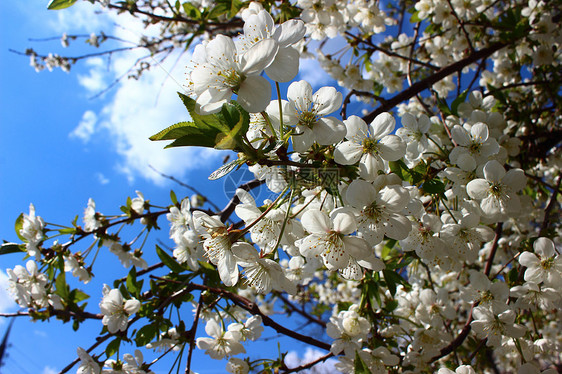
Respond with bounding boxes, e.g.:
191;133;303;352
0;242;25;255
47;0;77;10
208;158;244;180
156;245;185;273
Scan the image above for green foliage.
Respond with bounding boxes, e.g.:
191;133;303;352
126;267;144;299
354;351;371;374
155;245;185;273
208;0;244;19
0;242;25;255
14;213;26;242
150;93;250;152
208;158;245;180
47;0;77;10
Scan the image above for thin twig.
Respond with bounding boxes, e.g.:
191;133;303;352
430;222;503;362
149;165;221;211
185;293;203;374
362;42;508;123
282;352;335;373
219;179;265;223
539;174;561;236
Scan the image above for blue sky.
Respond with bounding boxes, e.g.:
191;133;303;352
0;1;340;373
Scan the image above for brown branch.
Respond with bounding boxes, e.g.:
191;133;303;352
148;165;221;212
345;31;439;71
186;293;203;374
539;174;561;236
276;293;326;328
187;283;331;351
282;352;335;373
219;178;265;223
430;222;503;362
0;308;102;320
484;222;504;277
341;90;386;120
362;42;507;123
107;3;243;30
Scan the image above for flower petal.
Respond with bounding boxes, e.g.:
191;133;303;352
265;47;300;82
483;160;506;183
313;117;346;145
369;112;395;139
312;87;342;116
240;39;278;75
301;210;331;234
378;135;406;161
287;80;312;113
237;75;271;113
272;19;306;48
334;141;363;165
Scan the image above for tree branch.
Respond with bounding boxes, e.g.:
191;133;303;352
362;42;507;122
188;283;331;351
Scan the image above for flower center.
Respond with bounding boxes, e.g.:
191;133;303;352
540;257;554;270
469;142;481;153
363;201;381;220
218;69;245;93
325;231;344;253
362;137;379;154
299;111;318;128
490;183;503;197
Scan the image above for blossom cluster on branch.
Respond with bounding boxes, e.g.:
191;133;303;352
3;0;562;373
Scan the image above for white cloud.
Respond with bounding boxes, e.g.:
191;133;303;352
58;8;223;184
0;271;17;315
70;110;97;142
96;172;110;185
77;58;110;95
284;348;339;373
42;366;58;374
48;2;111;33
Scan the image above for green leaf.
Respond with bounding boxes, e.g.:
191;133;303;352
214;102;250;150
14;213;26;242
105;338;121;358
354;351;370;374
422;178;446;195
151;93;249;151
126;267;142;298
451;90;469;116
0;242;25;255
436;97;452;116
58;227;77;235
208;0;244;19
170;190;178;206
135;323;158;346
149;121;207;141
47;0;77;10
182;2;202;18
208;158;244;180
71;289;90;303
409;10;422;23
383;269;410;296
55;272;70;300
156;245;185;273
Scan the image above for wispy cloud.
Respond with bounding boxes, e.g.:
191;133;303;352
96;172;110;185
42;366;58;374
70;110;97;142
57;5;223;185
0;270;17;316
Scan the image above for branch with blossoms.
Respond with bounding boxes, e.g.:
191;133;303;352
4;0;562;373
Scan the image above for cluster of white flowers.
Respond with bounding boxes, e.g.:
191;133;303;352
5;0;562;373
